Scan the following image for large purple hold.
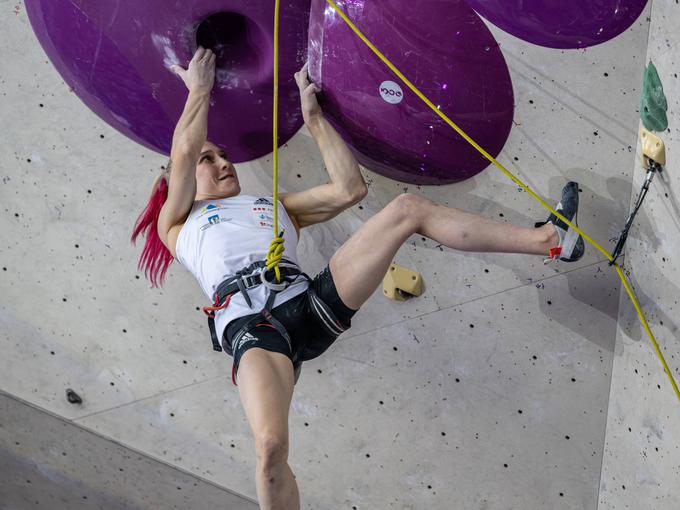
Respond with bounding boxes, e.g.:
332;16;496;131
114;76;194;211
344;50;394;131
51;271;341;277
308;0;514;184
465;0;648;49
25;0;310;161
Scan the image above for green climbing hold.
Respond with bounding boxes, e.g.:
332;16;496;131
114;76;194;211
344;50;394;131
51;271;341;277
640;61;668;132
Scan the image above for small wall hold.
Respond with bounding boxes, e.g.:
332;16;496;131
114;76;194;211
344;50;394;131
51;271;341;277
66;388;83;405
640;127;666;167
640;61;668;132
383;263;424;301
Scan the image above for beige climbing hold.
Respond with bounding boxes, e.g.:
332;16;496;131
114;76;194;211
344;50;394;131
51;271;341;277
640;127;666;167
383;263;424;301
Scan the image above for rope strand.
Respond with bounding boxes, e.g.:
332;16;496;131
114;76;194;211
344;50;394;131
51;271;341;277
267;0;284;284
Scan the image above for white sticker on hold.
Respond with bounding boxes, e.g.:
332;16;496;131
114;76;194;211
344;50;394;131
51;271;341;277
379;80;404;104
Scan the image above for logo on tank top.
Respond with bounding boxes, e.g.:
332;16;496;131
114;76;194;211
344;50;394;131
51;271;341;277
199;203;232;231
200;204;219;215
252;198;275;229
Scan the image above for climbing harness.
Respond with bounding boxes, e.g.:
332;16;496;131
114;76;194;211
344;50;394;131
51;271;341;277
202;259;307;353
324;0;680;401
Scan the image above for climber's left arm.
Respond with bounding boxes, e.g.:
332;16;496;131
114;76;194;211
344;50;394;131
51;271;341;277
279;63;367;229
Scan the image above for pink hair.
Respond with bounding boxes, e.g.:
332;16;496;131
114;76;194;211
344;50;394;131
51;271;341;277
131;167;174;287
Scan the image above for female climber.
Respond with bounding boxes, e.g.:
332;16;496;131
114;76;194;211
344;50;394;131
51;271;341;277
132;47;584;510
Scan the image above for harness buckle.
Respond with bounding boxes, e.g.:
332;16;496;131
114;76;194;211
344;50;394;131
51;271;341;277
242;272;262;289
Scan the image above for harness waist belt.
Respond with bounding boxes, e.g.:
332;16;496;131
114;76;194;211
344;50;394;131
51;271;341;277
203;259;308;352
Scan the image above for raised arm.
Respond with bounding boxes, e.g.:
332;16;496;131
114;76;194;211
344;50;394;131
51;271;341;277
280;63;368;228
157;47;216;253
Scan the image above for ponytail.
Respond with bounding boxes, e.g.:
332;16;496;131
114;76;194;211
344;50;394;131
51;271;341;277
131;162;174;287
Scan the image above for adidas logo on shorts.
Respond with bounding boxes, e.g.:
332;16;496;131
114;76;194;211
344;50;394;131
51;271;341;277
233;331;258;352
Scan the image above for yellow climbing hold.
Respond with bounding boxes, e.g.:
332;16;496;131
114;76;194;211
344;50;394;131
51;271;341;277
640;127;666;167
383;263;424;301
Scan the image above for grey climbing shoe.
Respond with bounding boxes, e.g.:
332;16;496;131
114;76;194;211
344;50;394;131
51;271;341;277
535;181;585;263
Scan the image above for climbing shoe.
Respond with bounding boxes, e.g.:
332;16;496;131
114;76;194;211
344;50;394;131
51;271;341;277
535;181;585;263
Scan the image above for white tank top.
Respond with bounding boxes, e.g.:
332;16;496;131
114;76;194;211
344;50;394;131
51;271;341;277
175;195;310;344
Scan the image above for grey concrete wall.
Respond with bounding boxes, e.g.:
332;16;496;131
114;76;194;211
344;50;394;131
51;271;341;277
2;1;675;509
0;390;258;509
598;2;680;509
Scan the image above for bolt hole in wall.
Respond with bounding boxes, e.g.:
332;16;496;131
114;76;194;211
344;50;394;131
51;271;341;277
195;12;270;80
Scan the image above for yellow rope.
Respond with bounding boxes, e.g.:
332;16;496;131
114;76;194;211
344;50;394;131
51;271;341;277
266;0;284;283
325;0;680;401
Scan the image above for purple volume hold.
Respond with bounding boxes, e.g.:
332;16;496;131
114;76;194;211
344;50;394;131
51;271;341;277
25;0;311;161
465;0;649;49
308;0;514;185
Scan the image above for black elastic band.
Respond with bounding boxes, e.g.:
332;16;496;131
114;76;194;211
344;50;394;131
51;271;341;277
207;316;223;352
236;277;252;308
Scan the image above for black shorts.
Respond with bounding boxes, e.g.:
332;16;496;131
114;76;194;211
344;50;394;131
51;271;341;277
223;265;358;384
